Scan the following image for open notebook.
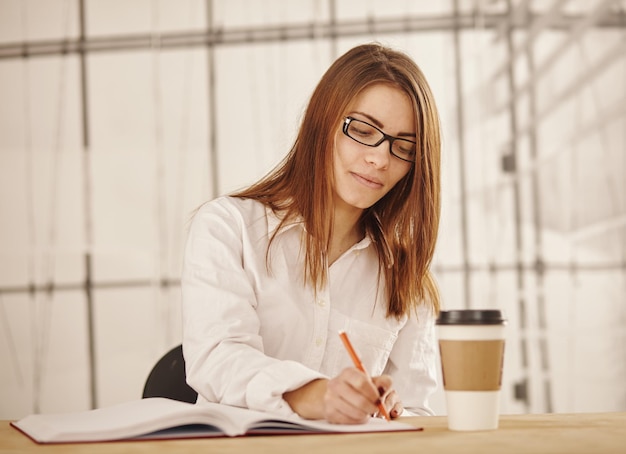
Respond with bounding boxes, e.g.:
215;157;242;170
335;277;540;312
12;397;422;443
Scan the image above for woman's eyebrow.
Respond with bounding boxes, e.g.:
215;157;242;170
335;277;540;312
352;111;416;138
353;111;384;128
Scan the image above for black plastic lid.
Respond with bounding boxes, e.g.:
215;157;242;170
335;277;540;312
436;310;506;325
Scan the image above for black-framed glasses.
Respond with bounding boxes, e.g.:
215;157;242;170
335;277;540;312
342;116;416;163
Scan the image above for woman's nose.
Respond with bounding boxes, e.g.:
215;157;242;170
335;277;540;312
364;139;391;169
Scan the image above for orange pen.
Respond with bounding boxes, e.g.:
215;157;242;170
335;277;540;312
338;330;391;422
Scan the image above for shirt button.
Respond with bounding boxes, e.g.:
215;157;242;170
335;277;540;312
316;299;326;307
316;338;323;347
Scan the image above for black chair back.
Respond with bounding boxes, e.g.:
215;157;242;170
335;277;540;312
142;344;198;404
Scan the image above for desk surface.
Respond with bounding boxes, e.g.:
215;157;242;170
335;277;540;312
2;412;625;454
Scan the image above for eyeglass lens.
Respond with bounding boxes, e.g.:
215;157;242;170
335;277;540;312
345;118;415;162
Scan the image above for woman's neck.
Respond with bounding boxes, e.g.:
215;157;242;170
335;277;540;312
328;205;364;265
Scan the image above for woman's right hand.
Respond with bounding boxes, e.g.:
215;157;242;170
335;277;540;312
323;367;383;424
284;367;389;424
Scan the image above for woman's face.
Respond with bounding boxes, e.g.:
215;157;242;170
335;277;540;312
332;83;414;214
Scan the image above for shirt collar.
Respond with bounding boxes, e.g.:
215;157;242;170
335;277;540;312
265;205;373;249
265;205;302;237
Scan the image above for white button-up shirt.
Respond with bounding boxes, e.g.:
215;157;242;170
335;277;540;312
181;196;437;417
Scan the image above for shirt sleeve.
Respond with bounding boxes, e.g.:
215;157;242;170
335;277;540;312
383;304;438;416
181;198;325;416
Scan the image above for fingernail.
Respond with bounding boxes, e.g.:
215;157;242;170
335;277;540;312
378;387;385;396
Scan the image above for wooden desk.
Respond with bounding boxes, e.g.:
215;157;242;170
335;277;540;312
2;412;625;454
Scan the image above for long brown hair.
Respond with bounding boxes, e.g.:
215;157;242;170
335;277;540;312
234;43;441;318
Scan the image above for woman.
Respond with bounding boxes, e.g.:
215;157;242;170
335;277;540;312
181;42;442;424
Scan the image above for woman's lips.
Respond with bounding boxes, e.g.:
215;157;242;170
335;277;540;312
351;172;383;189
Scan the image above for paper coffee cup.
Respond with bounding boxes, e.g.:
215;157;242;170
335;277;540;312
436;310;506;431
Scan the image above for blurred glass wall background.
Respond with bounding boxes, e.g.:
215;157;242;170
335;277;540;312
0;0;624;419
